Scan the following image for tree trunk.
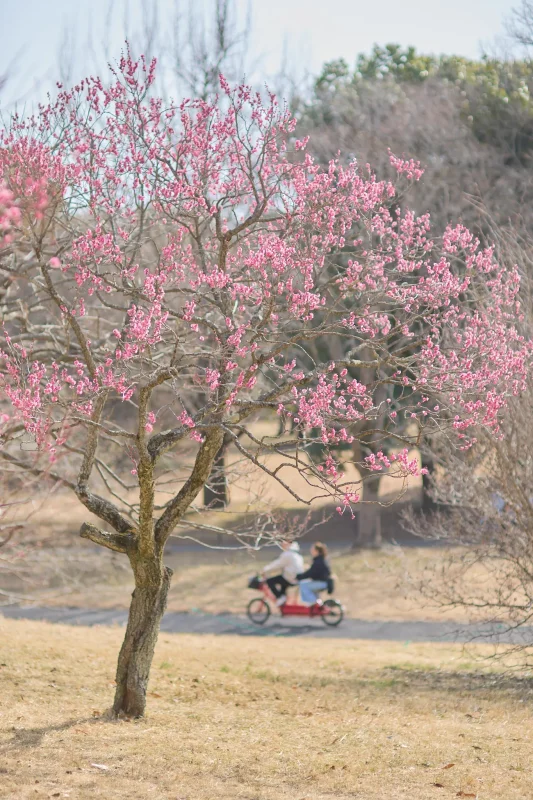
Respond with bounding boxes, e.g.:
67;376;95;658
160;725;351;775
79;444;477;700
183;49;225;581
353;474;382;549
421;450;436;512
113;563;173;718
203;444;228;509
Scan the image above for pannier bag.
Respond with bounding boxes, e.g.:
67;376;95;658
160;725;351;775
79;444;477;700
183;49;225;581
248;575;262;590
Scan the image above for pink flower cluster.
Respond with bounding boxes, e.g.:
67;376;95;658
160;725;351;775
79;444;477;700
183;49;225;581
0;53;530;514
388;150;424;181
0;183;20;246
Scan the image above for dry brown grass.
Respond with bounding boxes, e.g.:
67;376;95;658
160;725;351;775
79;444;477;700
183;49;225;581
1;618;532;799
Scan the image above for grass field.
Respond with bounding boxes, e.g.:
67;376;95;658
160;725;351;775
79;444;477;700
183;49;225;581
1;618;532;799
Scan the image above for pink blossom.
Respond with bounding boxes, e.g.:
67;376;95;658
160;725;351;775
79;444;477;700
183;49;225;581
0;56;529;519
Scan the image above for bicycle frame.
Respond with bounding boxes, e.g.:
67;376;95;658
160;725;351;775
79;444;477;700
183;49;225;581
259;580;331;618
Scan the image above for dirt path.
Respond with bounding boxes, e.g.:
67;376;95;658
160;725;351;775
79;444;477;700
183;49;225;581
1;604;531;643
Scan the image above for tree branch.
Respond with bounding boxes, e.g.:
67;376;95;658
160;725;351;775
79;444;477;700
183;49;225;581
0;451;76;489
77;391;109;491
147;426;187;460
75;489;135;534
155;428;224;545
80;522;137;554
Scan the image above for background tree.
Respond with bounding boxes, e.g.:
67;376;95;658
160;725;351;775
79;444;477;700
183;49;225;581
404;224;533;653
0;55;529;716
404;385;533;652
302;45;533;234
293;39;533;537
56;0;253;103
507;0;533;49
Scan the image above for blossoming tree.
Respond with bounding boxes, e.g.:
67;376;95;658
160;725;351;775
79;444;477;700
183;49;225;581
0;54;530;716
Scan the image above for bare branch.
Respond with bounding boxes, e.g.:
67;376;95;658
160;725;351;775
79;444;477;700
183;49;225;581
80;522;137;554
155;428;224;545
76;490;135;535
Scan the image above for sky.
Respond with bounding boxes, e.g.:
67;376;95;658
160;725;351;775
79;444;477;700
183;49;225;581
0;0;517;105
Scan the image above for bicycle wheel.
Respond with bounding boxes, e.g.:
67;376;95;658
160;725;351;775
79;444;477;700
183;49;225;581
321;599;344;627
246;597;271;625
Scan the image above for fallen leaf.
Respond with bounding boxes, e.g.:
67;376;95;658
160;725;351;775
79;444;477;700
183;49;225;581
91;763;109;771
442;763;455;769
456;793;476;798
149;692;162;698
433;783;445;788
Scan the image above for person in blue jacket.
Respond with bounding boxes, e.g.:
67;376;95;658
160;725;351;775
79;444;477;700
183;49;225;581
297;542;331;606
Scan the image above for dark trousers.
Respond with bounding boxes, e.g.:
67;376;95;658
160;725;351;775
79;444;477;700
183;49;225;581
266;575;292;599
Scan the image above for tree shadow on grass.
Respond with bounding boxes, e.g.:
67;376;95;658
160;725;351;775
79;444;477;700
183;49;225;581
1;716;104;752
301;667;533;699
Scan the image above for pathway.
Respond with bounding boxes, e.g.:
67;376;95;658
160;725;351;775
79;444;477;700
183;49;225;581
2;605;531;644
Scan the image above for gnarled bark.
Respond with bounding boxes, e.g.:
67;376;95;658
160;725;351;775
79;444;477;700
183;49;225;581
354;472;383;549
421;449;436;512
352;430;384;549
80;522;136;553
74;425;225;718
113;561;173;717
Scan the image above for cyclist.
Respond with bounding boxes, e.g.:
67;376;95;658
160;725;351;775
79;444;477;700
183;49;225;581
261;540;304;607
297;542;331;606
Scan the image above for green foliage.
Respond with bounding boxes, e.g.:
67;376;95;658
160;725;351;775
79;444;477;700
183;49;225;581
315;58;351;93
355;44;436;83
312;44;533;163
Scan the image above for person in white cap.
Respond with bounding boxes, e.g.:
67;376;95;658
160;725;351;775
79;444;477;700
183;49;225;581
261;540;304;607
